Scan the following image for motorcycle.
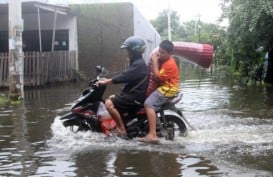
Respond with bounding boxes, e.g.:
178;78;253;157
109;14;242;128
59;66;192;140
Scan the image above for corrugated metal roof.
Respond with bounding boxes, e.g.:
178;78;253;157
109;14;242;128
0;1;74;15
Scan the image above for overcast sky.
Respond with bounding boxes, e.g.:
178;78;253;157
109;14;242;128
1;0;223;24
129;0;223;23
46;0;223;24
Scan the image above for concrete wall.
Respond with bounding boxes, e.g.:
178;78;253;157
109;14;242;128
70;3;134;76
0;14;8;31
71;2;161;77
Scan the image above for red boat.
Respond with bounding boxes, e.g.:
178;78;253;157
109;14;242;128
173;42;214;68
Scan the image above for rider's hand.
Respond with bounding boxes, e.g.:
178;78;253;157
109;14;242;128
151;52;160;63
96;78;112;86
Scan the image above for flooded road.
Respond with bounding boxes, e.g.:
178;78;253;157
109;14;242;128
0;76;273;177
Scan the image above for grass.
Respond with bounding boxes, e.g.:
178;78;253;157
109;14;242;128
0;93;23;106
0;93;8;106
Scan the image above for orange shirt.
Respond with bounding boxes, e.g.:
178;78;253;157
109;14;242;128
156;56;179;97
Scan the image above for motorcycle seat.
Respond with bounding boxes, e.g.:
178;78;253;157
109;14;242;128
136;108;145;115
161;92;183;110
135;92;183;115
168;92;183;104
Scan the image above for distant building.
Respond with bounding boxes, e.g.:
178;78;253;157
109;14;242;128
0;1;78;87
0;1;78;54
0;1;160;86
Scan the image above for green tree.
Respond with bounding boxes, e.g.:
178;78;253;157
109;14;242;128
221;0;273;83
151;10;227;72
151;10;186;41
151;10;226;45
183;20;226;45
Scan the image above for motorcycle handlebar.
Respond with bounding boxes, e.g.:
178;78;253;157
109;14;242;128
89;77;107;88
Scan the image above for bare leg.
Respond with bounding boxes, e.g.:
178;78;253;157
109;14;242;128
105;99;126;135
139;105;159;143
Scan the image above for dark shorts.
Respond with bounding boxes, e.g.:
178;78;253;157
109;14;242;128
110;93;143;113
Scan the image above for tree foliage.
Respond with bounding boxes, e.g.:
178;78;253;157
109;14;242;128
151;9;227;75
152;2;273;84
151;10;186;41
151;10;225;46
221;0;273;83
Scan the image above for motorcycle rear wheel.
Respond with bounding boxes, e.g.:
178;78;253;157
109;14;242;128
161;115;187;140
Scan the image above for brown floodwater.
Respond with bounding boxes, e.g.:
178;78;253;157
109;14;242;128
0;75;273;177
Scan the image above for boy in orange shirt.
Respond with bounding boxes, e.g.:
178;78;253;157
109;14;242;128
139;40;179;143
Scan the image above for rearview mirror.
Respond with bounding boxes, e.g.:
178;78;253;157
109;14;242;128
96;65;103;74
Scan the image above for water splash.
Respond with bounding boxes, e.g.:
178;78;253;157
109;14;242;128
48;116;186;155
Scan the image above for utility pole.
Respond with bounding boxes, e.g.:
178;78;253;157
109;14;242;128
167;0;171;41
198;14;201;42
194;13;201;42
8;0;24;100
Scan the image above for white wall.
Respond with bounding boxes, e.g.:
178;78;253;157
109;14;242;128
133;5;161;64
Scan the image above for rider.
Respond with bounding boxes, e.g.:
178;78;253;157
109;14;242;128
96;36;148;137
139;40;180;144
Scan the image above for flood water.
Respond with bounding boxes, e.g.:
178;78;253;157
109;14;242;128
0;74;273;177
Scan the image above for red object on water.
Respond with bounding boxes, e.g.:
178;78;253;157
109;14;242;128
173;42;214;68
100;118;117;135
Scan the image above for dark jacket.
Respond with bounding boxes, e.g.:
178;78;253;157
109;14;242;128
111;57;148;102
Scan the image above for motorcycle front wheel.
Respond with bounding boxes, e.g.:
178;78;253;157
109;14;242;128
60;113;92;132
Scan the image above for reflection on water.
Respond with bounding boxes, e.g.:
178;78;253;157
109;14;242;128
179;78;273;176
0;78;273;176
